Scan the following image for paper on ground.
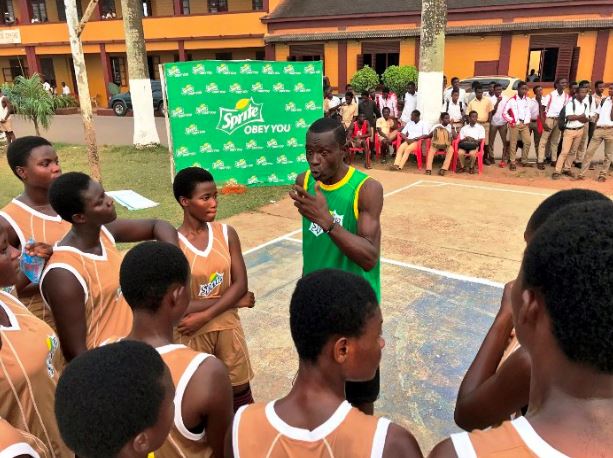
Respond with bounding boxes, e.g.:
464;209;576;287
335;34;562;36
106;190;159;211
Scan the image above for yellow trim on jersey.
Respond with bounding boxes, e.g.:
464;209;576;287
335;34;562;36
353;176;370;219
319;167;355;191
303;170;311;188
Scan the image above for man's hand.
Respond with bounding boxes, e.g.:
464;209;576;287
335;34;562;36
237;291;255;308
24;242;53;259
177;312;208;336
290;183;334;229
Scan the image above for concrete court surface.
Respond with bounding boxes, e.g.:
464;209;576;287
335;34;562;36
228;174;559;453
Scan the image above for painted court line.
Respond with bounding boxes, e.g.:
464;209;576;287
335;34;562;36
421;180;552;197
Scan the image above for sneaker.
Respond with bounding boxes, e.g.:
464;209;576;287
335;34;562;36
552;172;561;180
483;157;492;166
425;170;432;176
562;169;576;178
575;175;585;181
509;163;517;171
469;167;475;174
589;163;595;170
458;167;466;173
597;175;606;182
537;163;545;170
439;169;447;176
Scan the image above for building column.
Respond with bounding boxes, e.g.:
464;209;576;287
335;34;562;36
591;30;609;82
25;46;40;75
264;43;275;61
17;0;31;23
173;0;183;15
178;41;187;61
100;44;112;104
498;33;512;76
338;40;347;92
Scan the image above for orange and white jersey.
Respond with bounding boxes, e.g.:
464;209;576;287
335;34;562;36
0;199;71;329
451;417;569;457
0;291;71;457
233;400;391;458
39;226;132;350
178;222;238;334
0;417;50;458
156;344;214;458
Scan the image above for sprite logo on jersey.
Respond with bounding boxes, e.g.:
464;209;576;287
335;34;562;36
199;272;224;297
46;335;59;377
309;210;344;237
217;98;264;135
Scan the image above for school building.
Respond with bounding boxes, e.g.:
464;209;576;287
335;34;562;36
1;0;611;107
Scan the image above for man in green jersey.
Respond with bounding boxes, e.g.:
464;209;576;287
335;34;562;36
290;117;384;415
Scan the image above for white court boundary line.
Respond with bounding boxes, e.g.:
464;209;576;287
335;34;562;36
241;178;547;289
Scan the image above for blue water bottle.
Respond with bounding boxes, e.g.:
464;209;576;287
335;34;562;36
20;237;46;284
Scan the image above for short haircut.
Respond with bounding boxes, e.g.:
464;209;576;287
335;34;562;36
48;172;92;222
494;83;502;89
120;241;190;313
173;166;214;203
570;81;578;86
451;88;459;95
578;79;590;88
451;77;459;83
290;269;378;363
440;112;449;120
55;341;168;458
382;107;391;113
361;90;369;97
407;81;416;87
345;91;354;98
307;117;346;147
412;109;420;117
468;110;478;117
595;80;604;87
525;189;610;236
6;136;52;179
533;85;542;91
474;84;483;91
518;81;528;88
523;201;613;373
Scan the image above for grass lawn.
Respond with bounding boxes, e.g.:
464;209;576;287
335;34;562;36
0;144;291;227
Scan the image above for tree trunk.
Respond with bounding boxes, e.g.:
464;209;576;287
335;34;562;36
65;0;102;182
417;0;447;127
33;116;40;136
121;0;160;147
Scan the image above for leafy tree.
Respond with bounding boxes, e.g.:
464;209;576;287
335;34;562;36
350;66;380;94
382;65;419;98
2;74;54;135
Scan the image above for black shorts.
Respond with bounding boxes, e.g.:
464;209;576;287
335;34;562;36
345;368;380;405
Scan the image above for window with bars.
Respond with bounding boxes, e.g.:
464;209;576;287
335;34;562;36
208;0;227;13
1;0;16;24
3;59;27;82
110;56;127;86
252;0;263;10
31;0;48;22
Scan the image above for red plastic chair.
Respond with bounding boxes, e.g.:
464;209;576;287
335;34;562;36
424;139;452;171
347;137;371;165
452;138;485;174
374;133;402;160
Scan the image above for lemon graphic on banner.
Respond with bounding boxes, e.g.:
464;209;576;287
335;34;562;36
235;98;250;110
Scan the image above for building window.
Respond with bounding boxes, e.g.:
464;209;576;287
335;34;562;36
1;0;16;24
142;0;152;16
215;52;232;60
252;0;263;10
147;55;161;80
360;52;399;75
527;48;558;82
3;58;26;82
255;50;265;60
208;0;227;13
182;0;190;14
31;0;48;22
101;0;117;19
110;56;127;86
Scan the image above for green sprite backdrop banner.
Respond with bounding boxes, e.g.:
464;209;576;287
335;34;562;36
163;60;323;186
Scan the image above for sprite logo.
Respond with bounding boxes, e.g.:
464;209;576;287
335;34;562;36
199;143;213;153
251;82;269;93
284;64;299;75
212;160;229;170
217;98;264;135
192;162;202;168
176;146;195;158
185;124;204;135
294;82;310;93
196;104;210;115
287;138;298;147
192;63;205;74
267;174;280;183
277;155;291;164
287;172;298;181
256;156;272;166
226;178;239;186
247;176;262;185
234;159;248;169
262;64;276;74
206;83;220;93
217;63;230;74
285;101;301;112
246;139;262;150
295;118;307;128
296;153;307;163
181;84;201;95
223;141;238;151
229;83;246;94
273;82;289;93
305;101;318;110
267;139;278;148
167;65;185;77
304;64;316;74
240;64;257;74
199;272;224;297
171;107;191;118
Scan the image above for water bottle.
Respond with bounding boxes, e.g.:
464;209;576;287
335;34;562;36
20;237;45;284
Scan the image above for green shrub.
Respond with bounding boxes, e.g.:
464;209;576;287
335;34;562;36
51;95;78;110
350;66;379;94
381;65;418;97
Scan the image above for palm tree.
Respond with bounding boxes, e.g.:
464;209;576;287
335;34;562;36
3;74;54;136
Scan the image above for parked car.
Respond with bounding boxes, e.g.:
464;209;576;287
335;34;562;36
110;80;164;116
458;76;520;99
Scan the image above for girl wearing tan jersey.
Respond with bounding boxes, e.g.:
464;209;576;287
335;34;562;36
0;417;50;458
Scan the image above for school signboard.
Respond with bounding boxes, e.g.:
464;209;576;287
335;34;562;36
163;60;323;186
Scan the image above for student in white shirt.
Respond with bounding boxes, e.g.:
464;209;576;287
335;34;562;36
42;80;51;93
457;111;485;174
376;87;397;118
425;112;455;176
578;83;613;181
553;86;591;179
538;78;569;164
489;83;509;164
503;81;532;170
445;77;466;104
393;109;427;170
529;85;544;169
323;88;341;117
61;82;71;96
442;89;465;134
399;82;418;125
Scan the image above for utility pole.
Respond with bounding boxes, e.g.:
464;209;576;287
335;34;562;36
417;0;447;127
120;0;160;147
65;0;102;181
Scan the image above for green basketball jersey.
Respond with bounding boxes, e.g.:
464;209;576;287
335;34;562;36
302;166;381;301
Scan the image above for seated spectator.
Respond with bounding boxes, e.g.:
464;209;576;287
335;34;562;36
350;113;373;168
442;89;465;135
466;84;494;165
527;68;539;82
376;107;398;164
457;111;485;174
55;341;175;458
339;92;358;129
453;189;612;432
229;269;423;457
425;112;455;176
431;200;613;457
393;109;427;171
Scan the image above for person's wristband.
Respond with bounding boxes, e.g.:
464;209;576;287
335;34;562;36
324;221;337;234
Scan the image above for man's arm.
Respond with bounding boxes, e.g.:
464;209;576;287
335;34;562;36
382;423;423;457
185;357;234;458
40;269;88;362
105;218;178;245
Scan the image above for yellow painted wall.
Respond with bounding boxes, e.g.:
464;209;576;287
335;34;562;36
45;0;60;23
603;34;613;83
154;0;174;16
399;38;416;67
229;0;253;12
268;0;284;11
184;37;263;50
508;34;530;79
84;54;109;107
576;32;596;82
444;35;500;79
324;42;338;88
346;40;360;83
145;42;181;51
275;44;289;61
0;48;25;57
52;56;74;91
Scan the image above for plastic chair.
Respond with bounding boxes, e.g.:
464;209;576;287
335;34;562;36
374;133;402;160
347;137;371;165
424;139;452;171
452;138;485;174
